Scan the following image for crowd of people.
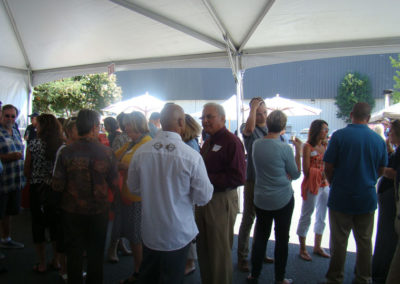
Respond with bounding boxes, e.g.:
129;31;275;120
0;98;399;284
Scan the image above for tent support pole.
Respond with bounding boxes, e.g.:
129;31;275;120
27;68;33;122
234;54;245;134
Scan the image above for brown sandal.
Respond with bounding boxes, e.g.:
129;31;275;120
299;251;312;261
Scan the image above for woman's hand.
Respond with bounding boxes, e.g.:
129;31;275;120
292;137;303;153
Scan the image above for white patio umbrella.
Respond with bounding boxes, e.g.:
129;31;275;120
102;92;165;117
370;102;400;122
264;94;321;116
189;94;249;122
221;95;249;121
189;95;249;120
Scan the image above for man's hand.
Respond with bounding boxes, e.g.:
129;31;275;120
250;98;263;110
0;152;23;162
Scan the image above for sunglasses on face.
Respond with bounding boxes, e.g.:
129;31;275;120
200;114;217;121
5;114;16;118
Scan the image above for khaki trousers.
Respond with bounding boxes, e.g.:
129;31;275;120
326;209;375;284
195;190;238;284
237;181;256;260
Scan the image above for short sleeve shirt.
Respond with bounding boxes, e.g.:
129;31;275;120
323;124;387;214
240;123;268;181
0;125;25;193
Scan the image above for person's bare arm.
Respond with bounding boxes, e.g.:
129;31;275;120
0;152;22;162
242;99;263;136
302;143;311;176
379;166;388;178
324;162;334;184
293;137;302;172
24;149;32;178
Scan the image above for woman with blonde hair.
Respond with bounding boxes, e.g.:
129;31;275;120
111;111;152;284
182;114;201;151
181;114;201;275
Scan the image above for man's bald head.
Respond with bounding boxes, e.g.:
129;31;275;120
160;103;185;134
351;102;371;124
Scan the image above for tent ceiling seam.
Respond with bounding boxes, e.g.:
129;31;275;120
109;0;226;50
244;37;400;55
2;0;31;70
31;51;229;77
238;0;275;53
201;0;237;53
0;65;27;74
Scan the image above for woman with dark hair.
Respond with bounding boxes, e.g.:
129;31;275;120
104;117;121;146
24;114;64;273
372;120;399;284
112;113;131;151
296;119;330;261
247;110;302;284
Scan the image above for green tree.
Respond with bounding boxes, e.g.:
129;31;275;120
33;73;122;117
390;55;400;103
335;72;374;123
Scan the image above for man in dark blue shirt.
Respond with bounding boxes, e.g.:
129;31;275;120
323;102;387;284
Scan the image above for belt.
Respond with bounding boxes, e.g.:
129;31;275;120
213;186;236;193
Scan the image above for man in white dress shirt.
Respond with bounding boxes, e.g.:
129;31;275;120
127;103;213;284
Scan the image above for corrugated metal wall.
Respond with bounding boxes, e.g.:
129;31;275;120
116;53;398;101
244;54;397;99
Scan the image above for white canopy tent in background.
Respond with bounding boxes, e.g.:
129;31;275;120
102;92;165;118
264;94;322;116
370;102;400;122
1;0;400;129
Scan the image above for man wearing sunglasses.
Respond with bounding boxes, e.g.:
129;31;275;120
0;104;25;249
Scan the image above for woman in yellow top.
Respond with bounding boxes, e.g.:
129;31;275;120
110;111;152;284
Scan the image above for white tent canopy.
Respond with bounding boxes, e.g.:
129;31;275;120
1;0;400;125
370;102;400;122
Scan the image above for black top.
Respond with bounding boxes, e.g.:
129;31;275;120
24;124;37;142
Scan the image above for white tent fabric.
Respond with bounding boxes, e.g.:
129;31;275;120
370;102;400;122
0;67;30;127
1;0;400;117
102;92;165;117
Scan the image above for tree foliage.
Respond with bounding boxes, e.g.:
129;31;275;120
335;72;374;123
33;73;122;117
390;55;400;103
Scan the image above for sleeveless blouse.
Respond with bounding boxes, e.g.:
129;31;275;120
301;142;328;200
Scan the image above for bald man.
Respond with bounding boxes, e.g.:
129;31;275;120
322;102;387;284
127;104;213;284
